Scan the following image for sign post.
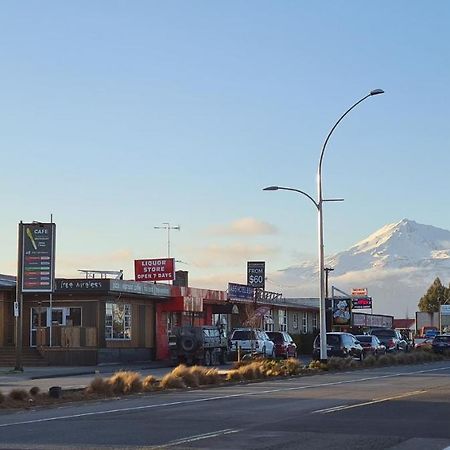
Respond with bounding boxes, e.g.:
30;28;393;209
247;261;265;290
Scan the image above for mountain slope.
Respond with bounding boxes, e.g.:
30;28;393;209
275;219;450;317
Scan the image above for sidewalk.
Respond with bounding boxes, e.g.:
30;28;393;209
0;360;172;395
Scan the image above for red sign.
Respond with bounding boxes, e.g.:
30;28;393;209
134;258;175;282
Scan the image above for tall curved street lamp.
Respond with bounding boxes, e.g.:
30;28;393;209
264;89;384;362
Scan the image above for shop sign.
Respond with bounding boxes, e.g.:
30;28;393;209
247;261;265;289
228;282;254;301
20;222;56;293
441;304;450;316
352;297;372;309
56;279;108;292
111;280;171;297
352;288;368;296
134;258;175;282
332;298;352;326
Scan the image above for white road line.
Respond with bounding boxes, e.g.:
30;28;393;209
312;389;427;414
0;365;449;429
157;428;241;448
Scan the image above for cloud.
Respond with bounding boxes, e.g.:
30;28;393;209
187;243;279;268
209;217;278;236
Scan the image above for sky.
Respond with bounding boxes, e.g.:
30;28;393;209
1;1;450;306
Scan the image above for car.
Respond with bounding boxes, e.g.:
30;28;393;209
425;329;439;339
312;332;364;361
431;334;450;354
414;337;434;350
370;328;409;353
266;331;298;358
228;328;275;357
355;334;386;357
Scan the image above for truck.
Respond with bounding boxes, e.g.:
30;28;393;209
168;325;228;366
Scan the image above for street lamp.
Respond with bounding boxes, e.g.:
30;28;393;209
154;223;180;258
264;89;384;362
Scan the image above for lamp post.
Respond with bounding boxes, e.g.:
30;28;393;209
264;89;384;362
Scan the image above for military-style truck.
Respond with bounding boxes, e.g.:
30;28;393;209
168;325;228;366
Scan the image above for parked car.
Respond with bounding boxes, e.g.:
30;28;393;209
414;337;434;350
228;328;275;357
370;328;409;353
355;334;386;357
431;334;450;354
312;332;364;361
266;331;297;358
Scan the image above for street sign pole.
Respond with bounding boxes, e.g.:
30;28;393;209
15;222;24;372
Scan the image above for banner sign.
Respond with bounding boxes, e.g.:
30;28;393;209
134;258;175;282
352;297;372;310
352;288;368;296
247;261;265;289
441;304;450;316
228;282;254;301
332;298;352;326
21;222;56;293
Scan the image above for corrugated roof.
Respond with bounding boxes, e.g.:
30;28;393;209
0;274;16;288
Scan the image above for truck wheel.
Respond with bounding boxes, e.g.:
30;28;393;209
181;336;195;352
204;350;212;367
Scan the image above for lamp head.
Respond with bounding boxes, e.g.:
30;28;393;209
263;186;279;191
370;89;384;96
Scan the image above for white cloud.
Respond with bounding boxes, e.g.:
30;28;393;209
209;217;278;236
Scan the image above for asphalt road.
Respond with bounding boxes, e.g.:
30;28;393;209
1;361;450;450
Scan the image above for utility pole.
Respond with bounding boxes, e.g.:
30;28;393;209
324;267;334;299
154;223;180;258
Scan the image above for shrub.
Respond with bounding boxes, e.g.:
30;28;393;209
283;358;301;375
326;357;347;371
29;386;40;397
160;373;186;389
363;355;377;367
142;375;158;392
86;377;113;396
8;389;28;402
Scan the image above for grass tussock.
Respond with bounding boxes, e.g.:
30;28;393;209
86;376;113;396
142;375;158;392
170;365;200;388
8;389;29;402
29;386;40;397
160;373;187;389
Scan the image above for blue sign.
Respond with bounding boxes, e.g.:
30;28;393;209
228;282;254;300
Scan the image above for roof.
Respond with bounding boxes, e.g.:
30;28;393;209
0;274;16;288
393;319;416;329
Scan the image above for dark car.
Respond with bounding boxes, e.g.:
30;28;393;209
355;334;386;357
266;331;297;358
312;332;364;361
370;328;409;353
431;335;450;354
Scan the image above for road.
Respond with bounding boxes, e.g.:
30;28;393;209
0;361;450;449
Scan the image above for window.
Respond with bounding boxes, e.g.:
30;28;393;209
292;313;298;330
312;312;318;330
264;310;274;332
105;303;131;340
302;312;308;334
279;309;287;332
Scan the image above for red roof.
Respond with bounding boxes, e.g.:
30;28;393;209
393;319;415;329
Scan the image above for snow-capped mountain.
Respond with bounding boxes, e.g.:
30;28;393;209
275;219;450;317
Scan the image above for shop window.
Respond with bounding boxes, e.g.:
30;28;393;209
264;310;274;332
312;312;318;331
292;313;298;330
105;303;131;340
279;309;288;332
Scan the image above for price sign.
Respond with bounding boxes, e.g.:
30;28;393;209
247;261;265;290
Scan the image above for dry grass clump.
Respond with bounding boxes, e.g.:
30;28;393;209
363;355;377;366
108;371;144;394
86;376;113;396
142;375;158;392
8;389;29;402
171;365;200;388
159;373;186;389
29;386;40;397
226;369;244;382
283;358;301;375
189;366;222;385
237;362;263;380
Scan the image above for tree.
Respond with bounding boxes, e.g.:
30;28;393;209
418;277;450;312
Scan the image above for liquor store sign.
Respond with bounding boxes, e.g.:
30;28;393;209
21;222;56;293
134;258;175;281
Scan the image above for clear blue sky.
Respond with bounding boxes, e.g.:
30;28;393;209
1;2;449;290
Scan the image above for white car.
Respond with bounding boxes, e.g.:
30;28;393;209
229;328;275;357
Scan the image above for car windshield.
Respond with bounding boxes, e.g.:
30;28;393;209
372;330;395;337
356;336;371;343
267;332;284;343
231;330;254;340
326;335;340;346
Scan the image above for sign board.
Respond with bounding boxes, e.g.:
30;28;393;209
332;298;352;326
21;222;56;293
352;297;372;310
441;304;450;316
247;261;265;289
134;258;175;282
228;282;254;301
352;288;368;296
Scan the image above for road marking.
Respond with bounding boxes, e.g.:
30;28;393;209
313;390;427;414
0;365;449;428
156;428;241;448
